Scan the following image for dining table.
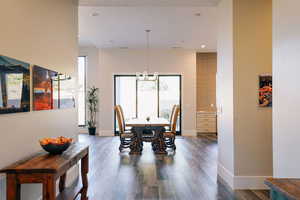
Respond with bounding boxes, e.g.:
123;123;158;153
126;118;170;155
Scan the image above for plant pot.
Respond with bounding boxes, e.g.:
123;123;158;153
88;127;96;135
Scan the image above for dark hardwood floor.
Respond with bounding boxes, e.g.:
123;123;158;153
78;134;270;200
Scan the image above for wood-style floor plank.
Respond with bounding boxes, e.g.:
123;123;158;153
79;134;270;200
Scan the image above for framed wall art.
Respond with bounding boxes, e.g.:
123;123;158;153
258;74;272;107
0;55;30;114
32;65;59;111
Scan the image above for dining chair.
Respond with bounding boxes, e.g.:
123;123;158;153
170;105;176;121
118;105;132;131
166;105;176;131
164;105;180;150
115;105;133;152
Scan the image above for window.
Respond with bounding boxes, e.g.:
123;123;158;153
114;75;181;134
78;56;86;126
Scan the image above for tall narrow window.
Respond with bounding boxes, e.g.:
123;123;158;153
78;56;86;126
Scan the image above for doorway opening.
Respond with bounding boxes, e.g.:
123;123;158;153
114;74;182;136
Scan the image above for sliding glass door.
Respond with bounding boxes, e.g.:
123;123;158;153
137;80;158;119
114;75;181;135
158;76;181;131
115;76;137;120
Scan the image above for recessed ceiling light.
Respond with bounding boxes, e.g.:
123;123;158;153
195;13;201;16
91;12;100;17
201;44;206;49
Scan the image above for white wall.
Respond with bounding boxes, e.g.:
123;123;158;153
0;0;78;199
92;48;197;136
234;0;273;177
216;0;235;187
217;0;272;189
273;0;300;178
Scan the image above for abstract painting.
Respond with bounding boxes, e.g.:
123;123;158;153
32;65;59;111
0;55;30;114
259;74;272;107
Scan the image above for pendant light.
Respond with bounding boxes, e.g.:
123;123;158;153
136;30;158;81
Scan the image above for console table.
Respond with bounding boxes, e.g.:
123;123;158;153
0;143;89;200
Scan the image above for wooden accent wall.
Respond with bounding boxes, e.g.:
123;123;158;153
196;52;217;111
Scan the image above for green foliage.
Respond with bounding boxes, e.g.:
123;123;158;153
87;86;99;128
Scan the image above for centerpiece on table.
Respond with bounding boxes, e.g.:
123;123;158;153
146;116;150;122
39;136;73;154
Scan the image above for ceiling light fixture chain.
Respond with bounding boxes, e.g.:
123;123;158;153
146;29;150;73
136;29;158;81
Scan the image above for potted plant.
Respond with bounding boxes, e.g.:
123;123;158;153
87;86;99;135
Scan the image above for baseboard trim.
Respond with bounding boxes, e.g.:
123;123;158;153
78;127;102;136
99;130;114;136
78;127;88;134
218;163;271;190
234;175;271;190
218;163;234;189
182;130;197;136
197;132;217;135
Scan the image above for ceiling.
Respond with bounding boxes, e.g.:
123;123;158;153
79;0;221;7
79;5;218;50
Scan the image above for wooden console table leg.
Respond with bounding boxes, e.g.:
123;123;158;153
6;174;20;200
43;175;56;200
59;173;66;192
81;153;89;200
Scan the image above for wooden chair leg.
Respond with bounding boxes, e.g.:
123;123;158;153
172;138;176;150
164;137;176;150
119;138;130;151
119;137;124;152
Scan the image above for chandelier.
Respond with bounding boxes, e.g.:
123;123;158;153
136;30;158;81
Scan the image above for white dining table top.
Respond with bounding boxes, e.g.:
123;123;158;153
126;118;170;127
